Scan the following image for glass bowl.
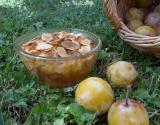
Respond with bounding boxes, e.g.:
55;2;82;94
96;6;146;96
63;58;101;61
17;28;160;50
15;29;101;88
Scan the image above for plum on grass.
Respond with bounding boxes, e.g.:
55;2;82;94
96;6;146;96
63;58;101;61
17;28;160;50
75;77;114;114
106;61;139;87
108;99;149;125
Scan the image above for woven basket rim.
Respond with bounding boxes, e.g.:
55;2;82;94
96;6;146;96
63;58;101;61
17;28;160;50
103;0;160;56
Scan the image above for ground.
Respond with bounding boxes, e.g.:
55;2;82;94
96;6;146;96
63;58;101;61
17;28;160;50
0;0;160;125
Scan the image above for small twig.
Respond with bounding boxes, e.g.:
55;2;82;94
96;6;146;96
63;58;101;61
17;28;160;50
125;85;132;107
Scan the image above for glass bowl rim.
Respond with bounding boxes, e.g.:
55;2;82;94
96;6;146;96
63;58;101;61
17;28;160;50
15;28;102;61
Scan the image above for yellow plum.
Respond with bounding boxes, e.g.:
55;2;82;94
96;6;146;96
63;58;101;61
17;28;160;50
125;8;144;22
127;19;143;31
75;77;114;114
107;61;139;87
135;25;156;36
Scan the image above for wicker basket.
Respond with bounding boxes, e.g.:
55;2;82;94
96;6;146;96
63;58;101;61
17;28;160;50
104;0;160;57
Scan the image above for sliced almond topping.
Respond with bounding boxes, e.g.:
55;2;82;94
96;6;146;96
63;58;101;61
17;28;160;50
75;33;83;38
70;33;75;35
29;50;41;55
22;31;95;57
36;42;53;50
90;41;96;48
41;33;53;42
42;50;52;56
23;41;35;46
35;39;45;43
51;34;59;41
79;45;91;54
75;35;86;41
43;49;51;52
67;50;80;56
39;49;57;57
58;32;68;39
65;34;75;40
61;40;80;50
38;53;48;57
52;50;58;57
49;40;59;46
22;42;37;52
57;47;68;57
80;39;91;46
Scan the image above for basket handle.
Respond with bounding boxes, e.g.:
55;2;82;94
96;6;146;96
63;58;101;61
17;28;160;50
103;0;123;30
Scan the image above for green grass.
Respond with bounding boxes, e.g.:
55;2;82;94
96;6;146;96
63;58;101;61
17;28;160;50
0;0;160;125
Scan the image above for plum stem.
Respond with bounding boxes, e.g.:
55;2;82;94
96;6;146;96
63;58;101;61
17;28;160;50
125;85;132;107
